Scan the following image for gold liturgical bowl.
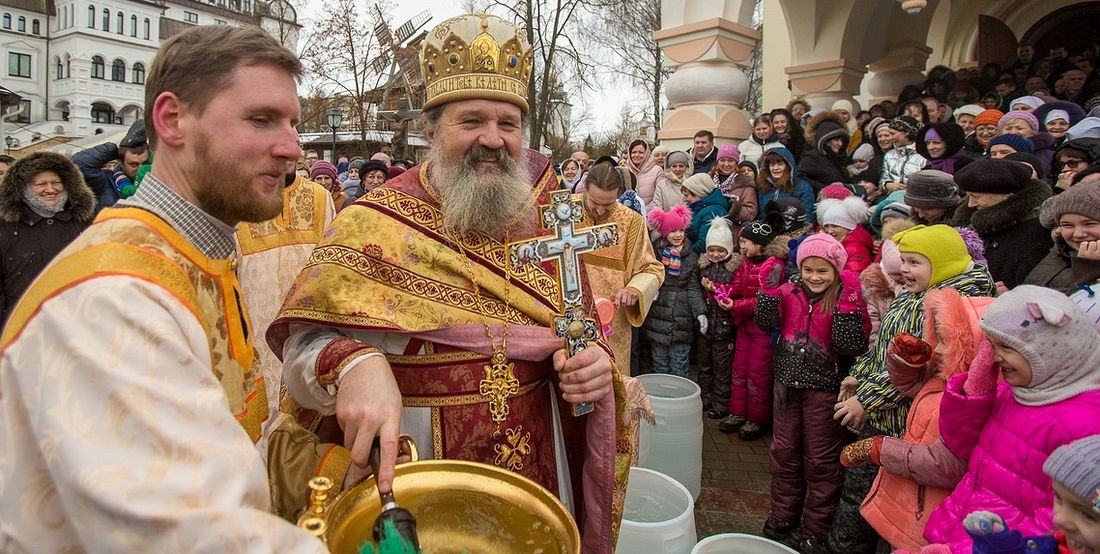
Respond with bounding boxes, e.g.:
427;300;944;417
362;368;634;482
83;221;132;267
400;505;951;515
301;438;580;554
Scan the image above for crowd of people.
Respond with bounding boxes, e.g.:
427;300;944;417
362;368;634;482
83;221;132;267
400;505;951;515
1;16;1100;554
538;41;1100;554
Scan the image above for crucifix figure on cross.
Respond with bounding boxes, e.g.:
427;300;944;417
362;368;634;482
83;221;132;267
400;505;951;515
509;189;620;416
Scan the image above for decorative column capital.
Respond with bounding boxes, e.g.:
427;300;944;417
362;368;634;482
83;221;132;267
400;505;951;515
868;42;933;73
653;17;761;66
784;58;868;97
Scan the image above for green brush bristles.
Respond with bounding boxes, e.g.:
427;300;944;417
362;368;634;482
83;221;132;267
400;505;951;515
358;519;420;554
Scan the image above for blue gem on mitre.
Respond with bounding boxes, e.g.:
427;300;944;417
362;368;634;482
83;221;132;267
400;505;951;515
509;55;518;67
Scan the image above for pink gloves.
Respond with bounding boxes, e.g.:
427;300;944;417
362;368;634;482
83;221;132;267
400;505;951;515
963;340;999;397
837;270;862;313
759;259;785;295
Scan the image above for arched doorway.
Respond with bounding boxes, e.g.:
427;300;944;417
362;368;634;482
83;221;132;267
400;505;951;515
1021;2;1100;58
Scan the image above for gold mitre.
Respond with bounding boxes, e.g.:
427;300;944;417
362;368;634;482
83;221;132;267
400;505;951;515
420;13;534;113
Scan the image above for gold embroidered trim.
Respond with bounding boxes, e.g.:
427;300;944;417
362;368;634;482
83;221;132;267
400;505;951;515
237;179;328;254
305;245;539;326
431;407;444;459
387;350;485;365
237;378;268;443
401;377;547;408
363;186;561;309
2;243;203;347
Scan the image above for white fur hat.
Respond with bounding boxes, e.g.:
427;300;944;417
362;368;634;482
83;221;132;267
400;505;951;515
705;216;735;253
817;196;870;231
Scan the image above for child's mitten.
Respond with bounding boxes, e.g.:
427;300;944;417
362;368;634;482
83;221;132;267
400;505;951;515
963;340;999;397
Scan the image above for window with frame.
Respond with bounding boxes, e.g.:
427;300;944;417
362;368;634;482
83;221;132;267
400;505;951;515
32;18;39;34
55;55;62;79
243;0;251;12
8;52;31;78
91;55;105;79
184;11;197;23
65;53;71;77
111;59;125;81
143;18;149;39
214;18;225;25
2;14;9;30
130;15;136;36
91;102;115;124
132;62;145;84
115;11;122;33
88;5;95;28
17;15;25;32
102;8;109;31
15;100;30;124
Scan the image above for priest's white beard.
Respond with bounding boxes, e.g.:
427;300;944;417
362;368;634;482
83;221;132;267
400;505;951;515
426;143;531;238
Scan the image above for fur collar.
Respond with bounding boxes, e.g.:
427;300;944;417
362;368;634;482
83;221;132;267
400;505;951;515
763;234;792;259
698;251;742;272
859;263;900;303
950;178;1052;234
0;151;95;223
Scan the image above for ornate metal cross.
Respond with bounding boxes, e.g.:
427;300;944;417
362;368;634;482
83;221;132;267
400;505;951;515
509;189;620;416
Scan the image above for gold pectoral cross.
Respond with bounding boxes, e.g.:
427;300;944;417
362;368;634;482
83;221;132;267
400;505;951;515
479;350;520;423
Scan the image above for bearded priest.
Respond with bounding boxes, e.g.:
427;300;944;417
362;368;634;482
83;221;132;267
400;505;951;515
268;13;634;553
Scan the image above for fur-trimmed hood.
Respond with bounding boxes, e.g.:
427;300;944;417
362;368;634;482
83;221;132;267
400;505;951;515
0;151;95;223
860;263;900;304
922;288;994;380
698;251;742;272
763;234;792;260
950;178;1052;234
804;110;850;154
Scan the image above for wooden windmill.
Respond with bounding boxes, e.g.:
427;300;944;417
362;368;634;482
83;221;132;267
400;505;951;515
368;6;431;160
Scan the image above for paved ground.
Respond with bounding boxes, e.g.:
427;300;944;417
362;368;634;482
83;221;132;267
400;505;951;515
695;416;774;539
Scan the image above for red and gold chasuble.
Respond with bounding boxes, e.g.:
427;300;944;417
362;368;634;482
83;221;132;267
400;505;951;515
269;150;635;549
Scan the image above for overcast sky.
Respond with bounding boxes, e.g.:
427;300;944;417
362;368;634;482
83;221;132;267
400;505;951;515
296;0;642;138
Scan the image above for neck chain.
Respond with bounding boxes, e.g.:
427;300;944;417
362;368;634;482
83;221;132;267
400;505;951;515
449;229;519;429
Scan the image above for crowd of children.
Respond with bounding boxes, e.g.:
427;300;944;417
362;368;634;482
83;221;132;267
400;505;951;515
639;164;1100;553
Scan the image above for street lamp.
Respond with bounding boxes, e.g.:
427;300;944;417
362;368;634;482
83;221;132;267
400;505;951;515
326;108;344;162
4;136;12;155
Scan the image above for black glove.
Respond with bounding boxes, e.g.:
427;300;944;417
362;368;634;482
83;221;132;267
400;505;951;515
120;119;147;148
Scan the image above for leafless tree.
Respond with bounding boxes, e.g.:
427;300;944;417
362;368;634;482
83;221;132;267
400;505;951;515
582;0;668;134
298;0;392;142
464;0;596;150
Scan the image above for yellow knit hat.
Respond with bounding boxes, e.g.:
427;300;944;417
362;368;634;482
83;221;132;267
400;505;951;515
891;224;973;288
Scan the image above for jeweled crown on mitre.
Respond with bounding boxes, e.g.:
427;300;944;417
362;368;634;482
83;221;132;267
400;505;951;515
420;13;534;113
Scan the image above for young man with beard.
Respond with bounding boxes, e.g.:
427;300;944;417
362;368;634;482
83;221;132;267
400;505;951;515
270;13;631;553
0;26;347;551
576;161;665;368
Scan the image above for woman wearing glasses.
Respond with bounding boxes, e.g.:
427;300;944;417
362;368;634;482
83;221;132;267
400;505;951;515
0;152;95;324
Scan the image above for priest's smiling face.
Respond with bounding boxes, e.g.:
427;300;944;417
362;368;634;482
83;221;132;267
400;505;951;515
430;99;525;167
425;99;531;238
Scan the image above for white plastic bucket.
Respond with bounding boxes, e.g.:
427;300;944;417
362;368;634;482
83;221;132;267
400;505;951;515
636;374;704;498
616;467;697;554
691;533;799;553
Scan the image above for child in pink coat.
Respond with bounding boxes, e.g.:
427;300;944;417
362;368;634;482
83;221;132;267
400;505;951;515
918;285;1100;553
716;214;789;440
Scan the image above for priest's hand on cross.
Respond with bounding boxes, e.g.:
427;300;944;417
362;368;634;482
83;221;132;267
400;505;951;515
553;344;613;405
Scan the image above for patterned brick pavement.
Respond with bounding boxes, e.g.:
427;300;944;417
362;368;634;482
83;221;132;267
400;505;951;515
695;417;774;539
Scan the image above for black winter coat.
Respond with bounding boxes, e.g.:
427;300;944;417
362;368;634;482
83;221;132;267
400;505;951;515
0;152;95;323
697;253;742;341
798;150;848;194
951;178;1053;289
643;238;706;346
